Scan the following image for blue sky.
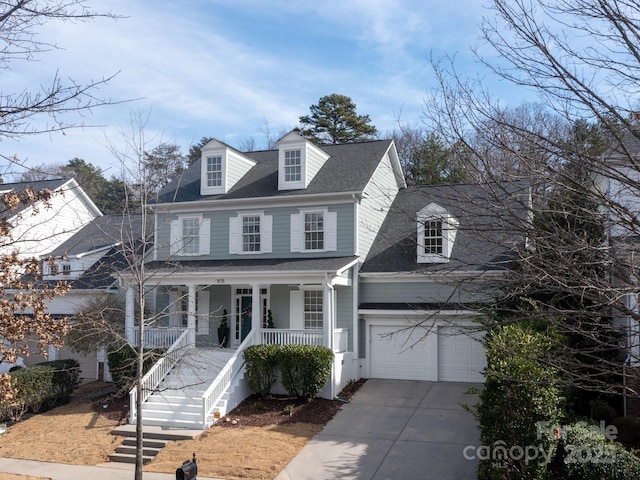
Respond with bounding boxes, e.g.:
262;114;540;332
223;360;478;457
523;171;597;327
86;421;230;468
3;0;530;180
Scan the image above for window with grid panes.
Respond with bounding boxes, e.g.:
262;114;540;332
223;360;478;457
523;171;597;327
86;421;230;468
242;215;261;252
304;212;324;250
182;218;200;254
424;219;443;255
206;156;222;187
304;290;323;329
284;150;301;182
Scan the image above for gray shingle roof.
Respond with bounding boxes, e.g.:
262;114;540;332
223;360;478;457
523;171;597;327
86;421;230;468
50;214;145;257
360;181;530;274
156;140;394;203
1;178;70;218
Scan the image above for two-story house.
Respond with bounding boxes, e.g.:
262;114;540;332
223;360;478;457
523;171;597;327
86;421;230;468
122;131;525;430
1;178;103;374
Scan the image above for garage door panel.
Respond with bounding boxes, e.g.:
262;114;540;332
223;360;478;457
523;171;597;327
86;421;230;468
438;327;486;383
369;325;436;381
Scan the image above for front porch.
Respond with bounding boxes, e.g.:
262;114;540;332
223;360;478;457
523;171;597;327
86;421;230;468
127;326;351;430
122;258;359;430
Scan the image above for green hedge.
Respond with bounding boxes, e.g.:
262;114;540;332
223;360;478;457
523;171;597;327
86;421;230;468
477;324;565;480
0;359;80;422
243;344;334;398
107;345;163;394
244;344;280;396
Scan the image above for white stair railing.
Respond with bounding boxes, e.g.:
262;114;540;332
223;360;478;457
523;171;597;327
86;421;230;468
200;329;258;427
129;328;191;425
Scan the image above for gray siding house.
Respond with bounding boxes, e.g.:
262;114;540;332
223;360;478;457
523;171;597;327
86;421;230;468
121;132;525;429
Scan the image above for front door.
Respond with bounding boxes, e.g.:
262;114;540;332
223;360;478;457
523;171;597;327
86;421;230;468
233;288;269;346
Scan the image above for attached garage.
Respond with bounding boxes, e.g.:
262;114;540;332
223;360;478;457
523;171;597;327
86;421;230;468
55;345;99;382
367;321;486;383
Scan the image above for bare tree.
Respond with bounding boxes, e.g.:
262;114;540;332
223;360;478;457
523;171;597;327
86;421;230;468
1;1;120;168
424;0;640;404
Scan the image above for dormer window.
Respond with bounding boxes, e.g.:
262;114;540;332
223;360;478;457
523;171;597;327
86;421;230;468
277;132;330;191
206;156;222;188
62;263;72;276
417;203;458;263
200;139;255;196
284;150;302;182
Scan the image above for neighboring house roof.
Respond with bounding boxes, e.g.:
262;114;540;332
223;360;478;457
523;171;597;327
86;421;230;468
50;214;144;257
47;214;148;290
360;181;530;274
156;139;395;203
1;178;101;220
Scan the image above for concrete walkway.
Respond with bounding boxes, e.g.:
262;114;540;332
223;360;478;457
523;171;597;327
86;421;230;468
275;379;481;480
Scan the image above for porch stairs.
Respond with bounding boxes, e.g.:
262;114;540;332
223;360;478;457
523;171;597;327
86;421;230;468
109;347;250;464
140;347;236;429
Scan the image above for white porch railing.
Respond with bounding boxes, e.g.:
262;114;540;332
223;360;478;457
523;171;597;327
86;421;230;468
258;328;324;346
132;327;186;348
201;329;259;427
129;328;191;425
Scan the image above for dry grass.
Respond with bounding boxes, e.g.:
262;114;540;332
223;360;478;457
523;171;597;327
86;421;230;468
0;383;336;480
0;401;123;465
145;423;322;480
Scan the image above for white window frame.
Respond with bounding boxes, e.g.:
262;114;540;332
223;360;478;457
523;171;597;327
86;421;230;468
200;150;227;195
416;203;458;263
284;149;302;182
206;155;222;188
289;287;323;330
229;212;272;255
278;145;306;190
170;214;211;257
290;208;337;253
303;289;323;330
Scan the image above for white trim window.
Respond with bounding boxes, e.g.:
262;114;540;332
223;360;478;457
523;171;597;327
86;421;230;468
304;290;323;330
284;149;302;182
170;215;211;256
290;208;337;253
206;156;222;188
229;212;273;254
417;203;458;263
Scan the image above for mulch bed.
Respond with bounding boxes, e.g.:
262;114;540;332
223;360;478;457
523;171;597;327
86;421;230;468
219;378;366;428
85;378;368;428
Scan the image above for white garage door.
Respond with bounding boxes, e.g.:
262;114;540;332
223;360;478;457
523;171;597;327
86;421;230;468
56;345;98;382
438;327;486;383
369;324;436;381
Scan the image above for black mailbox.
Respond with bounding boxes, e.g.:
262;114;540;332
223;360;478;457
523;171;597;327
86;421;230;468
176;452;197;480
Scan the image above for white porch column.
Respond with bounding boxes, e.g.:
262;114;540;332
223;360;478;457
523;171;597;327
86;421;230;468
251;284;261;332
125;285;135;344
323;279;334;351
324;276;335;400
188;284;197;345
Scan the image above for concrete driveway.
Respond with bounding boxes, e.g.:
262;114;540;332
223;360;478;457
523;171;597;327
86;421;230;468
275;379;481;480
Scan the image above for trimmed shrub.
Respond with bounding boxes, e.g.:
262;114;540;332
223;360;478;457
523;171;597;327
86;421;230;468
279;344;333;398
244;344;280;396
477;323;565;480
35;358;80;401
107;345;163;394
